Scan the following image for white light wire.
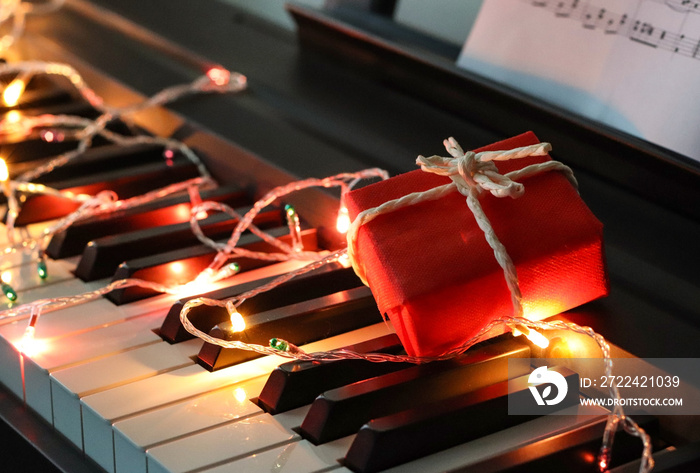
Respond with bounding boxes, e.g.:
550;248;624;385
0;60;652;471
0;0;66;53
178;139;651;473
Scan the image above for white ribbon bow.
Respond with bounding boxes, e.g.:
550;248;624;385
416;137;553;199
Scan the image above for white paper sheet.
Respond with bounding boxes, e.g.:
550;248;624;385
457;0;700;162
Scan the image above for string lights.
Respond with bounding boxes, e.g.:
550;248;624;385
0;0;65;54
0;59;652;472
0;59;246;293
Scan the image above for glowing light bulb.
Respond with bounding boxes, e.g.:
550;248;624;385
206;66;230;86
20;326;35;352
3;78;26;107
41;130;64;142
338;253;351;268
5;110;21;123
511;324;549;349
1;281;17;301
336;206;350;233
526;329;550;349
0;158;9;183
229;310;246;333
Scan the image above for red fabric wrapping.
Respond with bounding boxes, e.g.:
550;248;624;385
345;132;609;357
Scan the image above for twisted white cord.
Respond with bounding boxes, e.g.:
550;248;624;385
179;138;649;472
0;61;246;183
347;138;571;314
0;60;246;242
0;0;65;53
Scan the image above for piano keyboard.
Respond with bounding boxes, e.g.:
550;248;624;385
0;112;661;473
1;1;699;472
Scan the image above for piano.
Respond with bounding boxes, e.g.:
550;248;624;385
0;0;699;472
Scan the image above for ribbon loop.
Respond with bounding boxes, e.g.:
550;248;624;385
417;138;551;199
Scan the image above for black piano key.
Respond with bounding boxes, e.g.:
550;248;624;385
197;284;381;370
609;442;700;473
158;263;344;344
46;185;248;259
106;227;318;304
493;415;661;473
0;114;133;169
258;333;410;414
298;336;531;444
343;367;580;473
11;156;200;225
33;143;174;183
74;205;282;281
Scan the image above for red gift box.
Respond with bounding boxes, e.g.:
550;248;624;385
345;132;609;357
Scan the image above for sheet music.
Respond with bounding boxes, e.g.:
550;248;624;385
457;0;700;162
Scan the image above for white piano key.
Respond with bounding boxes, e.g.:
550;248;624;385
0;220;57;259
198;440;353;473
81;323;394;473
224;443;349;473
0;294;168;399
24;311;164;422
1;259;312;403
146;413;299;473
0;249;43;270
51;338;202;450
0;258;75;290
0;276;104;316
113;376;267;473
273;405;312;431
0;278;108;397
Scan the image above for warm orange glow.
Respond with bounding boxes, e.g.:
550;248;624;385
3;78;26;107
5;110;21;123
207;67;230;86
229;310;246;333
178;279;209;297
170;261;185;275
526;329;550;349
599;458;608;471
338;253;351;268
336;206;350;233
233;386;247;404
0;158;8;182
175;203;191;220
522;299;566;322
16;327;49;357
511;324;549;348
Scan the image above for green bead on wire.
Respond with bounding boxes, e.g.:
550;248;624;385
270;338;289;352
37;259;48;279
1;282;17;301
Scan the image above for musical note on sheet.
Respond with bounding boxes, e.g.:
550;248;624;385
457;0;700;162
526;0;700;58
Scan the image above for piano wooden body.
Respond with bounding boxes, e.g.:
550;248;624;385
0;0;699;472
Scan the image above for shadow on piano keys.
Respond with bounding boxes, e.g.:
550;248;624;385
1;1;700;472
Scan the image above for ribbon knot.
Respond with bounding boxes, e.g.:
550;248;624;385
417;137;552;199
